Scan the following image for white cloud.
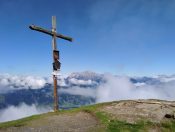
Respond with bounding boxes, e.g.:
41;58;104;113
134;82;145;87
0;78;9;86
0;74;49;93
96;74;135;102
96;74;175;103
58;78;67;87
69;78;96;86
68;71;102;81
23;76;46;89
0;103;51;123
159;76;175;83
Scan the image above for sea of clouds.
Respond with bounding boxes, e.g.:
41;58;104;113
0;103;52;122
96;74;175;102
0;72;175;102
0;74;52;93
0;72;175;122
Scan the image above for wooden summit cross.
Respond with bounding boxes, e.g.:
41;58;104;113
29;16;73;112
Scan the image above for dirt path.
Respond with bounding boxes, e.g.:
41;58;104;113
2;112;102;132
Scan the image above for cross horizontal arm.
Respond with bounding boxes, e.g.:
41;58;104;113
29;25;73;42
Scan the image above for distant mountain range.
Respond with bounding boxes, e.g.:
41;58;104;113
0;71;175;110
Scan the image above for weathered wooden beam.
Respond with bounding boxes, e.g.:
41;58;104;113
29;25;73;42
29;16;73;112
56;33;73;42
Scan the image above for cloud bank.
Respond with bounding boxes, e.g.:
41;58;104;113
96;74;175;103
59;72;175;102
0;103;51;122
0;74;49;92
68;78;96;86
1;72;175;101
0;73;97;93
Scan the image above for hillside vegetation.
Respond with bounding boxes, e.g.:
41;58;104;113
0;99;175;132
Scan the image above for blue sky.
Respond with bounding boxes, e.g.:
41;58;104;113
0;0;175;76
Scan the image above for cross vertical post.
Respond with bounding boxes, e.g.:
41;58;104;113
29;16;73;112
52;16;58;111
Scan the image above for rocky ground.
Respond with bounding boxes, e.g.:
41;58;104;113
101;99;175;123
